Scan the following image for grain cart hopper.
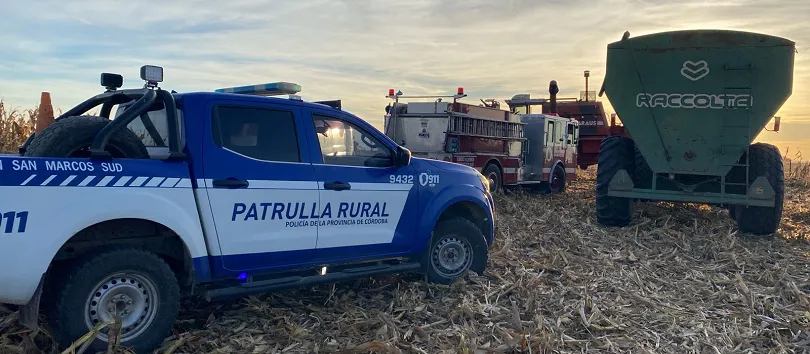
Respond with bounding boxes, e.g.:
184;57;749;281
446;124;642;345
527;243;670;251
595;29;794;235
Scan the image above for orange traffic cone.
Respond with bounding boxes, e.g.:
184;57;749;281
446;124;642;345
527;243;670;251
35;92;54;134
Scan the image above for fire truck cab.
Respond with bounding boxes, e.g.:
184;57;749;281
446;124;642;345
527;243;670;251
383;86;579;194
504;71;629;170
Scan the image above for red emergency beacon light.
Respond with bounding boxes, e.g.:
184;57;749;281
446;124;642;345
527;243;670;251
457;87;464;95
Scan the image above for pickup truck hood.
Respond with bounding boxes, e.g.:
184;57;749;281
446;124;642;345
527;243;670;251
415;157;479;175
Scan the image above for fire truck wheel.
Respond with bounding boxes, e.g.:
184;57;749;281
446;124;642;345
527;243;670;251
483;164;502;194
595;136;634;227
23;115;149;159
549;164;566;193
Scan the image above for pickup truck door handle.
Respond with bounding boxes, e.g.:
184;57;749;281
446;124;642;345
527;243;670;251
212;179;249;188
324;181;351;191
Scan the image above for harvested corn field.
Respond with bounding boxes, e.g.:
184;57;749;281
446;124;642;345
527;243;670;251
2;168;809;354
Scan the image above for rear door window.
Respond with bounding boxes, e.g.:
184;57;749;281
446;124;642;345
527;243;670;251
211;105;301;163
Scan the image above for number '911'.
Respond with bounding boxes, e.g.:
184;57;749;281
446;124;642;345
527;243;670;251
1;211;29;233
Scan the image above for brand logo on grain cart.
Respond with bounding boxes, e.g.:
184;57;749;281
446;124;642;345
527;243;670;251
680;60;710;81
634;59;753;110
635;93;752;109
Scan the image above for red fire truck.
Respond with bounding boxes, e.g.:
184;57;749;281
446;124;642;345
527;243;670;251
382;83;579;194
504;70;629;170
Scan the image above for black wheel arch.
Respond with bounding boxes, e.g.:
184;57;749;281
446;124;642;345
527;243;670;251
432;200;493;247
45;218;195;293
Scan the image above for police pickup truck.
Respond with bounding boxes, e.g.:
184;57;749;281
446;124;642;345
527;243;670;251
0;66;495;353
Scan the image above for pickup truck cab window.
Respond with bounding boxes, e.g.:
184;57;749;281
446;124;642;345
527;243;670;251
212;105;300;163
311;114;393;168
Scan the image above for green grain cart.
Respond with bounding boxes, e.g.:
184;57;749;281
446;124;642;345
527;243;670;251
596;29;795;235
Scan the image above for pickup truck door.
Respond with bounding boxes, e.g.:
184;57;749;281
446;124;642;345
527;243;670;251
202;101;320;275
304;108;419;263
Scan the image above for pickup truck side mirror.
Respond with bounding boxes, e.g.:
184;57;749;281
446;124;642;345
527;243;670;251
394;146;411;167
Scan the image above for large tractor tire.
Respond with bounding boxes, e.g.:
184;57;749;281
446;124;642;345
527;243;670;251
595;136;634;227
23;115;149;159
734;143;784;235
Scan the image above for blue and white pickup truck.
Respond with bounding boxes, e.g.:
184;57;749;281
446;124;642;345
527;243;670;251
0;66;495;353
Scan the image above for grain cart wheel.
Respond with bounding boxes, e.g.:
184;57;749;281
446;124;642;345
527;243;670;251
549;164;566;193
728;206;739;221
734;143;784;235
23;115;149;159
422;217;489;285
595;136;634;227
482;163;502;194
48;247;180;354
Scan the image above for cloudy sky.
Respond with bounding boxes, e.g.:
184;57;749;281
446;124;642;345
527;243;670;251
1;0;808;156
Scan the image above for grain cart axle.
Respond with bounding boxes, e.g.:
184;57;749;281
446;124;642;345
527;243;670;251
595;29;794;235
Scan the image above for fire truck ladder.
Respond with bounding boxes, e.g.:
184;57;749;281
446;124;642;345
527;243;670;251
446;112;525;140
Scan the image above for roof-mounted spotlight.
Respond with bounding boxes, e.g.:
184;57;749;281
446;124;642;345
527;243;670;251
140;65;163;89
100;73;123;91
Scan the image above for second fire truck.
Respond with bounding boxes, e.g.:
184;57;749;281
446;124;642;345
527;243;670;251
383;82;579;194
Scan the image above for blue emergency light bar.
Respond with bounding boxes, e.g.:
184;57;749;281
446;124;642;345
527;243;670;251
215;82;302;96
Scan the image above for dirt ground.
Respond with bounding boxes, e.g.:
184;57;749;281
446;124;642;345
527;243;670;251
2;170;809;354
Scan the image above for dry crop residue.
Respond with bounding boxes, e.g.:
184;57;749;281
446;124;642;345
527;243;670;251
2;170;809;354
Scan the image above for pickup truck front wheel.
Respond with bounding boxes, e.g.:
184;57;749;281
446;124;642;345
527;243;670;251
423;217;489;285
49;248;180;354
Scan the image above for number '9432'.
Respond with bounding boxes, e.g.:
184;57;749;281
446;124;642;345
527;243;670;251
389;175;413;184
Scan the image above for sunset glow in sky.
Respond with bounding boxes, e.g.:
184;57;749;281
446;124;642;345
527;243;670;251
1;0;807;156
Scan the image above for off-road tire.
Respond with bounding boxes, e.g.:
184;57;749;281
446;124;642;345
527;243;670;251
23;115;149;159
483;163;502;194
549;164;566;193
595;136;634;227
734;143;784;235
423;217;489;285
48;247;180;354
728;205;739;221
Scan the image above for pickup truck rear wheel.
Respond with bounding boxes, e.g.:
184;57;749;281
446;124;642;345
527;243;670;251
49;248;179;354
423;217;489;285
23;115;149;159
